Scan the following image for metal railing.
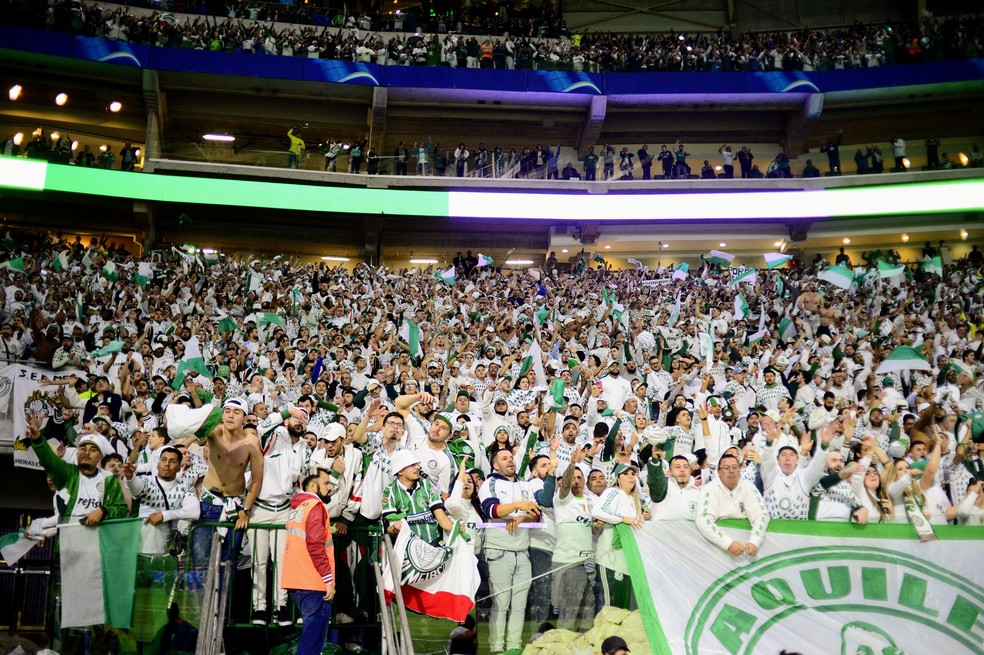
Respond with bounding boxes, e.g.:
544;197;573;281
196;532;233;655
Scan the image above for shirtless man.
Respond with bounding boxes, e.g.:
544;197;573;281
166;398;305;529
796;282;823;338
818;299;840;336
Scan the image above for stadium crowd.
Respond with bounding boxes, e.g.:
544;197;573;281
6;227;984;652
1;0;982;73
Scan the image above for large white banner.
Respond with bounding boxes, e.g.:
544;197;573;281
1;364;86;468
622;520;984;655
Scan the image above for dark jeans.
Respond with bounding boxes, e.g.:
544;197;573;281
291;589;332;655
528;547;552;624
191;501;244;568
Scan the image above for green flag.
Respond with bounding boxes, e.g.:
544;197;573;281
734;293;750;320
434;266;456;285
1;257;25;274
258;312;285;328
877;260;905;279
548;379;567;411
399;319;423;359
817;265;855;290
218;317;238;333
923;256;942;276
763;252;792;269
52;250;70;271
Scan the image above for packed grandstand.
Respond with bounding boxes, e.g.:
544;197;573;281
2;0;984;654
2;225;983;653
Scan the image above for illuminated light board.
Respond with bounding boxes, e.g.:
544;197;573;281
0;157;46;190
1;159;982;220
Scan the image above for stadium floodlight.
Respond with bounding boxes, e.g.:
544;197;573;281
203;134;235;142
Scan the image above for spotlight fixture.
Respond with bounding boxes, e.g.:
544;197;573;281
842;238;851;245
901;157;910;169
49;132;60;142
506;259;534;265
409;258;437;264
321;256;350;262
109;101;123;113
12;132;23;146
901;234;909;243
202;133;235;142
719;242;726;247
604;245;611;249
8;84;22;101
661;243;669;248
561;248;568;253
960;229;969;240
55;92;68;106
958;153;969;167
99;144;108;152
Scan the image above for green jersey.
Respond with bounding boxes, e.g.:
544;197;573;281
381;478;445;545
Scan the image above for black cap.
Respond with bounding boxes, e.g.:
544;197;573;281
601;636;630;655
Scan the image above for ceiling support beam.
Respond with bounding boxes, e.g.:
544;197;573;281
783;92;823;157
576;95;608;158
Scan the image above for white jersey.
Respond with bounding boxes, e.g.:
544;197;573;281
760;443;829;520
695;477;769;553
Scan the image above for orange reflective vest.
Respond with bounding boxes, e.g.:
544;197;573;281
281;496;335;592
481;43;493;60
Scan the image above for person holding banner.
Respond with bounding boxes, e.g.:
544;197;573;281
696;452;769;556
592;462;643;609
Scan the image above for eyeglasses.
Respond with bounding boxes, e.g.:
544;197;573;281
718;466;740;472
384;421;405;428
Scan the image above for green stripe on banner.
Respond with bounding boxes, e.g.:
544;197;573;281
717;518;984;540
618;524;672;655
101;518;142;628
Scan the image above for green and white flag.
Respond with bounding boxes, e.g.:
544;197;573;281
217;317;238;333
101;261;119;282
923;256;943;276
877;260;905;279
52;250;70;272
399;319;423;359
435;266;456;285
0;529;36;566
763;252;792;269
817;264;855;290
1;257;25;274
672;263;689;281
534;309;551;327
92;340;125;357
81;250;95;270
0;231;14;251
704;249;735;267
734;293;750;320
180;242;197;256
621;520;984;655
59;519;141;629
547;379;567;411
132;262;153;289
730;269;757;286
258;312;285;328
171;335;212;388
668;293;681;327
747;308;768;344
476;254;494;267
593;254;607;266
775;273;787;299
518;339;547;388
778;317;797;342
876;345;932;374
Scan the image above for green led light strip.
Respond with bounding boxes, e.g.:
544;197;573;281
2;158;982;220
